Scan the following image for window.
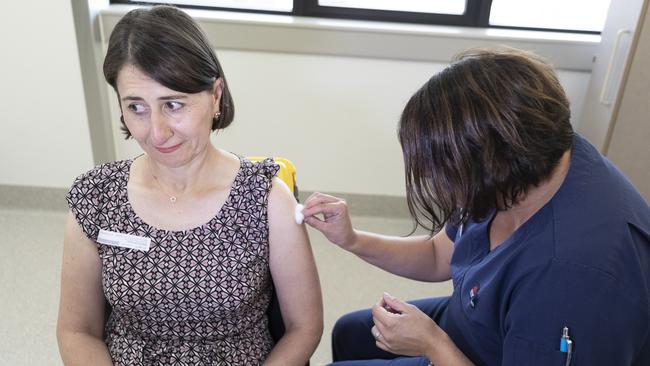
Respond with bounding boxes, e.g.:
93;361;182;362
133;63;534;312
112;0;612;33
489;0;611;33
131;0;293;12
318;0;466;15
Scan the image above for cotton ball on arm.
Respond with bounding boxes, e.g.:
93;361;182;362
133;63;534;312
294;204;304;225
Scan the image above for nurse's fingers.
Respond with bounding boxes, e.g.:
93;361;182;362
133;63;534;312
375;340;391;353
372;299;396;329
302;200;348;220
382;292;408;314
372;324;393;352
302;192;342;209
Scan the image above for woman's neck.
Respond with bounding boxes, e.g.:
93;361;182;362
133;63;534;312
490;149;572;249
147;145;219;195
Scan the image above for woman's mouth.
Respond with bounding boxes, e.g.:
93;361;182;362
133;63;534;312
155;143;182;154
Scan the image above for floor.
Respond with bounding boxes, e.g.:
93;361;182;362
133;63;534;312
0;207;452;366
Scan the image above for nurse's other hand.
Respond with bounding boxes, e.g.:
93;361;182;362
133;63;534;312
302;192;357;250
371;292;445;357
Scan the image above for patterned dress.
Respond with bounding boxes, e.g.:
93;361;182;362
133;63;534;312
66;156;280;365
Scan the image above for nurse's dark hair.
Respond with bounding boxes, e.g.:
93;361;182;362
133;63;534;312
103;5;234;138
398;47;573;235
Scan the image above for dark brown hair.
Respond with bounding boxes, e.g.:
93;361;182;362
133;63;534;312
398;47;573;234
103;5;234;138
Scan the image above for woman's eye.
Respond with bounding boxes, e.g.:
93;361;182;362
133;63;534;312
165;101;184;111
127;104;146;113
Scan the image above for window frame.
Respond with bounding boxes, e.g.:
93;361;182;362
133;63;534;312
109;0;601;34
299;0;491;28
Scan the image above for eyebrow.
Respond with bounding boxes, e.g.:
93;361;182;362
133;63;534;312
121;95;189;102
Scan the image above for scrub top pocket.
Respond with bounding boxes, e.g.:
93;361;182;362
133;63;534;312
510;336;575;366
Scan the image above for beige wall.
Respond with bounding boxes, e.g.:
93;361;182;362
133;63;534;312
0;1;94;188
606;3;650;201
111;50;591;196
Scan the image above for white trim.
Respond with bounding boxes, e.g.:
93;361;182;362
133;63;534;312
100;4;599;71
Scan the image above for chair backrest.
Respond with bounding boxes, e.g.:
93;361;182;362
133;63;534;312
247;156;299;201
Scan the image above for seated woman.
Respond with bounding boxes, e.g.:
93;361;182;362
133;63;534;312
56;6;322;365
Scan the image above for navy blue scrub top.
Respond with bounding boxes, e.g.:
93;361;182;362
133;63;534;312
443;134;650;366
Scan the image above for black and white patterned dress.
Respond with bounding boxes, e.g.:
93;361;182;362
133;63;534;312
66;156;279;365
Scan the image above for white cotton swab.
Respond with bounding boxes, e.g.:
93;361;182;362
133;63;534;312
294;204;305;225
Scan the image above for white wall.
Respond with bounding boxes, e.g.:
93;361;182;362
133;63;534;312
113;50;591;196
0;1;94;188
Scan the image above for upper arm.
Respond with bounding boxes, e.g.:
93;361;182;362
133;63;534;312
429;228;455;281
57;211;105;338
267;178;323;331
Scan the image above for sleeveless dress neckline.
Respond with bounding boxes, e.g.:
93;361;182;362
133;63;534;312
122;155;245;234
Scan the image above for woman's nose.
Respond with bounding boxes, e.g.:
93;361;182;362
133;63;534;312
150;110;173;144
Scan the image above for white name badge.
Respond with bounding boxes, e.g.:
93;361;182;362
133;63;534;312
97;229;151;252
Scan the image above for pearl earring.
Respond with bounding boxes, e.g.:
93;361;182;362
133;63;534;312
214;111;221;119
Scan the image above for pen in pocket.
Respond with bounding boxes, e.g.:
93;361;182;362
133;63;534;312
560;326;573;366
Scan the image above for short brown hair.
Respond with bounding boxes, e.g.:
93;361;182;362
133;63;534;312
103;5;234;138
398;47;573;234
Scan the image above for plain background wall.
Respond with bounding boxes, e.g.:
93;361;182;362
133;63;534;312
0;1;94;188
606;2;650;200
110;50;590;196
1;2;590;196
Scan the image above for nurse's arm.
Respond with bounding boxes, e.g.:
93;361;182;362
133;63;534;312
56;212;113;365
346;229;454;282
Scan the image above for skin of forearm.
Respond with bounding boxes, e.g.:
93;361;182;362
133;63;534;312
58;331;113;366
347;230;447;282
263;324;323;366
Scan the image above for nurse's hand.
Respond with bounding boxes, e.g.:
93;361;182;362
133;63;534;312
372;293;475;365
371;292;446;357
302;192;357;250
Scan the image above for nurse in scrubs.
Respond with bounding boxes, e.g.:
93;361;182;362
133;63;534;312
303;47;650;366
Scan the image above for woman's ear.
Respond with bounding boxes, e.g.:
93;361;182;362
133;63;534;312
212;77;224;110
